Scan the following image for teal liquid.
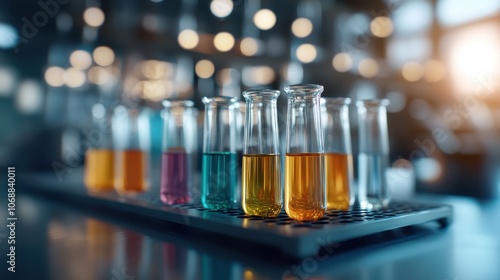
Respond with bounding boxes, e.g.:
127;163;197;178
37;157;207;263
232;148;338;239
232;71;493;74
202;152;238;210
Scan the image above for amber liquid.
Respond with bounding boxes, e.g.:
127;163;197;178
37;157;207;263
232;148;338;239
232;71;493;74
114;149;148;195
325;153;352;210
84;149;115;192
285;153;326;221
242;154;282;217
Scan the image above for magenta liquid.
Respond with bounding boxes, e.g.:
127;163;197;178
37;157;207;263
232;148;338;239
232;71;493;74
160;151;190;204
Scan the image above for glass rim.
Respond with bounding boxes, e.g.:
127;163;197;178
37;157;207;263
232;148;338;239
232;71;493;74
162;99;194;108
202;96;239;105
242;89;280;99
321;97;351;106
284;84;324;96
356;98;390;107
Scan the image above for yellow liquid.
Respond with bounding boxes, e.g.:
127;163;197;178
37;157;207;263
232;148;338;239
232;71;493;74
114;150;148;195
285;153;326;221
325;153;352;210
84;149;114;192
242;154;281;217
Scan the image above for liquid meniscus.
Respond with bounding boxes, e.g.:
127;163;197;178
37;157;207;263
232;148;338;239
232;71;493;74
242;154;281;217
285;153;325;221
160;149;190;204
325;153;352;210
84;149;114;192
115;149;148;195
201;152;238;210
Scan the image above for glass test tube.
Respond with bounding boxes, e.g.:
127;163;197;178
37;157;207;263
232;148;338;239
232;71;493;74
160;100;197;205
113;105;149;195
84;103;115;192
322;98;353;210
201;96;239;210
284;84;326;221
242;89;282;217
357;99;390;209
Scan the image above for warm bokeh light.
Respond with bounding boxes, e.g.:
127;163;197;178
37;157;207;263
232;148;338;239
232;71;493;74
141;60;173;80
402;61;424;82
70;50;92;70
423;60;446;82
93;46;115;67
296;44;317;63
44;67;65;87
370;16;393;38
332;53;353;72
88;66;110;85
83;7;105;27
240;37;259;56
178;29;199;50
291;18;313;38
210;0;233;18
195;59;215;78
214;32;235;52
242;66;275;86
253;9;276;30
358;58;379;78
65;67;86;88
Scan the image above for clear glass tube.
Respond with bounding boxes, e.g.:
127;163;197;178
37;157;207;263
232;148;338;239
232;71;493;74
242;89;282;217
356;99;390;209
201;96;239;210
322;97;353;210
160;100;197;205
284;84;326;221
112;105;150;195
84;103;115;193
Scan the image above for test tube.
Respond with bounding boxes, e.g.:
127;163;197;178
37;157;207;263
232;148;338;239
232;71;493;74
113;105;149;195
201;96;239;210
84;103;114;192
284;84;326;221
160;100;197;205
242;89;282;217
322;97;353;210
357;99;390;208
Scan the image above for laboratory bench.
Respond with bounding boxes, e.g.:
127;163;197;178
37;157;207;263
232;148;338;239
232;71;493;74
1;172;499;280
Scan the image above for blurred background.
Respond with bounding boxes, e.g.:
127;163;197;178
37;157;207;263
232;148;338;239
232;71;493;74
1;0;500;199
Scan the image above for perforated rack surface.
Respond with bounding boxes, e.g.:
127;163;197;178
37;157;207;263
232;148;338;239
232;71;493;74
27;178;453;258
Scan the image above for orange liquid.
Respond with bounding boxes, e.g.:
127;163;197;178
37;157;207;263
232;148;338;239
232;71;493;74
84;149;114;192
325;153;352;210
242;154;282;217
285;153;325;221
114;150;148;195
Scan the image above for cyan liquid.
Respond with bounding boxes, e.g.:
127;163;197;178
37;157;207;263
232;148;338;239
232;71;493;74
358;153;389;207
201;152;238;210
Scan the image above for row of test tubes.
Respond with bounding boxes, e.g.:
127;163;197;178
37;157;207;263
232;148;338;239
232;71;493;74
84;84;390;222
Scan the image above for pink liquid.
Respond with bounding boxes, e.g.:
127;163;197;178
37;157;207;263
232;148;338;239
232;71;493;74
160;151;190;204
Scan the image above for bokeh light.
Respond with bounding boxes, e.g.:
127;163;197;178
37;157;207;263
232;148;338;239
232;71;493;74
423;60;446;82
70;50;92;70
296;44;317;63
44;66;66;87
240;37;259;56
402;61;424;82
210;0;233;18
93;46;115;67
83;7;105;27
195;60;215;78
65;67;86;88
291;18;313;38
214;32;235;52
178;29;199;50
253;9;276;30
370;16;393;38
332;53;353;72
358;58;379;78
